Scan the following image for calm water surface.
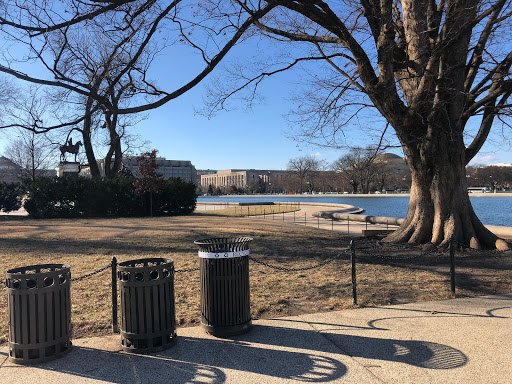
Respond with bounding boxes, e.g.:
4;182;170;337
198;195;511;227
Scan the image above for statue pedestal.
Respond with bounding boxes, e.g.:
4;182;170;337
56;162;80;177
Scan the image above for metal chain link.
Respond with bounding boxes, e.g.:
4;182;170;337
71;264;111;282
175;267;200;273
356;243;447;261
248;253;349;272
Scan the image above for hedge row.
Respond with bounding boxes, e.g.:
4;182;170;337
0;182;25;212
22;176;196;218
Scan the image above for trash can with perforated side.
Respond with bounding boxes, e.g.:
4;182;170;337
194;237;253;337
117;258;177;354
6;264;72;364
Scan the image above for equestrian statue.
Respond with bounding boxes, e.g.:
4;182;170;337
59;138;83;162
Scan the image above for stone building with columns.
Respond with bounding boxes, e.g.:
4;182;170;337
200;169;287;192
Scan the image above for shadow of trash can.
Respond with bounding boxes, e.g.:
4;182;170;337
194;237;253;337
6;264;72;364
117;258;177;354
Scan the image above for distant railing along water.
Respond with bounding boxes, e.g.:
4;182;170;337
197;195;512;227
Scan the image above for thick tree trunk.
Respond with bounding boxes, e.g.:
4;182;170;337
82;100;101;178
385;125;509;250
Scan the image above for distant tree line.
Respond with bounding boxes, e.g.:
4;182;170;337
466;166;512;191
201;152;512;196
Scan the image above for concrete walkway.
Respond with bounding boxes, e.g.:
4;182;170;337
196;202;400;236
1;294;511;383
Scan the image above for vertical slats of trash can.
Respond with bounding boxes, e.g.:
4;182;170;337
6;264;72;364
118;258;176;354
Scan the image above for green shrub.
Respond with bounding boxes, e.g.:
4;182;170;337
154;178;197;215
23;176;196;218
0;182;25;212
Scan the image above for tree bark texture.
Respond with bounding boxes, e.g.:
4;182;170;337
386;122;508;250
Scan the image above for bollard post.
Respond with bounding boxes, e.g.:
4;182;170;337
450;240;456;298
111;256;119;333
248;206;250;216
350;240;357;305
318;216;320;228
263;209;265;218
387;219;389;230
347;216;350;233
332;217;334;231
294;211;296;223
283;211;285;221
365;217;368;230
304;212;307;225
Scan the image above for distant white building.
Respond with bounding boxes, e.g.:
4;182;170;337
91;157;197;183
200;169;286;190
0;156;22;183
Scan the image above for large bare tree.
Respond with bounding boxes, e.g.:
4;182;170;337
201;1;512;250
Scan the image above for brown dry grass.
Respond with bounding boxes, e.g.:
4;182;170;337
1;213;511;345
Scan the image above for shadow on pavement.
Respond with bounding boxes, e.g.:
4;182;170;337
8;320;471;383
11;335;347;383
239;325;468;370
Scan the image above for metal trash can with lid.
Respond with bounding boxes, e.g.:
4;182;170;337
194;237;253;337
117;258;177;354
6;264;72;364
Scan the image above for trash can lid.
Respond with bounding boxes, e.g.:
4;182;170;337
194;237;253;253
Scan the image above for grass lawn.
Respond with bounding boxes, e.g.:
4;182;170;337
1;212;511;345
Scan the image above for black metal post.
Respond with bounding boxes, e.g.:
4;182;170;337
365;217;368;230
111;256;119;333
294;211;296;223
347;217;350;233
332;217;334;231
263;209;265;218
450;240;456;298
318;216;320;228
282;211;285;221
350;240;357;305
304;212;307;225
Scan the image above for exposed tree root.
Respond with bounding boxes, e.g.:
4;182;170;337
383;200;510;251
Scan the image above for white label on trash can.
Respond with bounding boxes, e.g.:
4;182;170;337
199;249;250;259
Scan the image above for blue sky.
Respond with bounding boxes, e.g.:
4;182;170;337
1;26;511;171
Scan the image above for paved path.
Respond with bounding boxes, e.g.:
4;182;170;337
196;202;399;236
1;294;511;383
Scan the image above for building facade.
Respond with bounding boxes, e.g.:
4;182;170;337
87;157;197;183
200;169;286;191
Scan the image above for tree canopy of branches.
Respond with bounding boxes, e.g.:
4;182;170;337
287;155;324;193
332;147;385;193
134;149;163;216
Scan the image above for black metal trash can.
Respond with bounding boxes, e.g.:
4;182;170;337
194;237;253;337
6;264;72;364
117;258;177;354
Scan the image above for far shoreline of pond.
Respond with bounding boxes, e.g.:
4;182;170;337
200;192;512;198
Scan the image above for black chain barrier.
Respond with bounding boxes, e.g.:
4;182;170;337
355;242;448;262
175;267;200;273
248;252;349;272
70;264;112;282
